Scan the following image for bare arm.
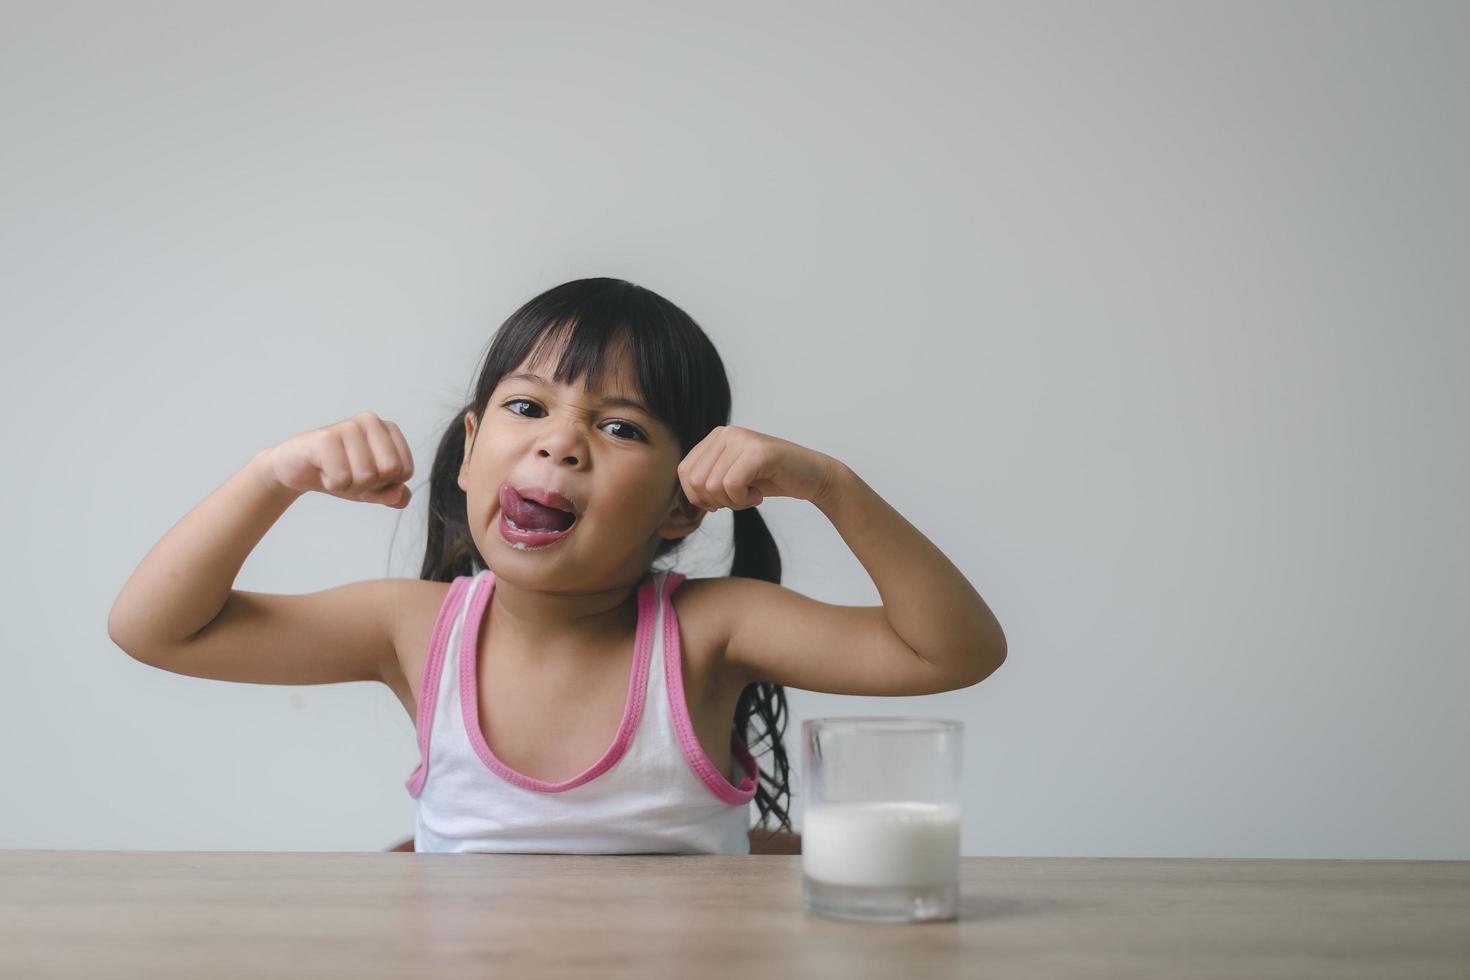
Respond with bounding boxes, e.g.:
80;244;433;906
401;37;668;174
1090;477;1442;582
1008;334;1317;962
717;467;1007;695
677;426;1007;695
811;462;1007;679
106;450;304;654
107;412;417;685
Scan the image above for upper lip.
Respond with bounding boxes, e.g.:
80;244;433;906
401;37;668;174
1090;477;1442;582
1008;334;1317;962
507;483;581;517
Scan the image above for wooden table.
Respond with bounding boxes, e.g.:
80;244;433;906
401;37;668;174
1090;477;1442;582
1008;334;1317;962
3;851;1467;978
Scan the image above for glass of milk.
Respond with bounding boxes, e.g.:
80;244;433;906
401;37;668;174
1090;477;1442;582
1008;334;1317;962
800;717;962;922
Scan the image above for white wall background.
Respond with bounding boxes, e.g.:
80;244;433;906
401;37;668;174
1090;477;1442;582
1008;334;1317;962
2;0;1465;859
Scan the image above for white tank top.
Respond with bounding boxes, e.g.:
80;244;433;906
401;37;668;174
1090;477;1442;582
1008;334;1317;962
405;567;759;853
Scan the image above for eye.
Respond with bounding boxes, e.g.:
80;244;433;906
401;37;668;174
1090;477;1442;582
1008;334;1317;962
503;399;647;442
504;398;542;418
603;420;646;442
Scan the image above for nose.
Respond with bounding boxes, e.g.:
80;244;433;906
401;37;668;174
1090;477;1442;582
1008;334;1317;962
534;420;588;466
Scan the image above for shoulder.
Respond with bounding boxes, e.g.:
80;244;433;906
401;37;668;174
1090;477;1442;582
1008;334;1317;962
391;575;459;620
671;573;779;616
667;574;733;632
382;577;460;694
667;575;777;689
390;576;460;647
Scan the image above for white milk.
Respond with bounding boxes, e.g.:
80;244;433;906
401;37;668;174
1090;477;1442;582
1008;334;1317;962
801;801;961;888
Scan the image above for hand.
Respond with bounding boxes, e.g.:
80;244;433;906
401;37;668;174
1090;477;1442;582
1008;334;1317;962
259;411;415;508
677;425;842;512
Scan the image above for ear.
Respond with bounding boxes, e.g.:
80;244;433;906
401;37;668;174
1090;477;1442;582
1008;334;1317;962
457;410;477;493
656;482;706;541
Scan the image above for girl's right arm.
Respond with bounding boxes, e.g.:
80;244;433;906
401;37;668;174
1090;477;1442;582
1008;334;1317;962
106;412;419;686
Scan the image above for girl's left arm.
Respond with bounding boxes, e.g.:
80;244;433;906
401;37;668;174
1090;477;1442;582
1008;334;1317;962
810;461;1008;681
679;426;1007;695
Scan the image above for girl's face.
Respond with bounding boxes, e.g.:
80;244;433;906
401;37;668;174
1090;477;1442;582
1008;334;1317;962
457;343;704;588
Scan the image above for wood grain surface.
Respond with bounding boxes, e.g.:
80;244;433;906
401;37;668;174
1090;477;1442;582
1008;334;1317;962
2;851;1466;979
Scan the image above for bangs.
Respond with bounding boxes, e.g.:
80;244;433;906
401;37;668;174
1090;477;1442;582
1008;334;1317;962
482;280;710;452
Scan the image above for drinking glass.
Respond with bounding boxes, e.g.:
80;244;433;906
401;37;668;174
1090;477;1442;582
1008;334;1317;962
801;717;963;922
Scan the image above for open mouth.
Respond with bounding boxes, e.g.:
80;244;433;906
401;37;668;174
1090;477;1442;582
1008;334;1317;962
498;483;578;549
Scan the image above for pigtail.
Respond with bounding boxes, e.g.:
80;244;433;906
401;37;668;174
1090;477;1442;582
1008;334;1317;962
419;404;483;583
730;505;794;833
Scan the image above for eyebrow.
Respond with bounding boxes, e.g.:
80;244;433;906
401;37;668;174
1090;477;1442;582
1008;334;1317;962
504;372;654;416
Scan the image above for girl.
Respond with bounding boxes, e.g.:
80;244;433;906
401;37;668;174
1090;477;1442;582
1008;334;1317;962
107;277;1007;855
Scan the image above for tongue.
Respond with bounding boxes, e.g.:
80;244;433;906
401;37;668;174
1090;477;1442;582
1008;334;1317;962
507;494;575;532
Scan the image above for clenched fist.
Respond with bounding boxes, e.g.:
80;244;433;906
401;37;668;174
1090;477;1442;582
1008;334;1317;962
259;412;415;508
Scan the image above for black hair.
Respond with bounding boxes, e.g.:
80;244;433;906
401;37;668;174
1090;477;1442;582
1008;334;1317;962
416;277;792;832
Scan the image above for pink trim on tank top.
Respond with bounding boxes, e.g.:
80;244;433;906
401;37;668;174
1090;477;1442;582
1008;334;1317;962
661;571;760;804
405;574;474;798
459;570;658;793
407;568;759;805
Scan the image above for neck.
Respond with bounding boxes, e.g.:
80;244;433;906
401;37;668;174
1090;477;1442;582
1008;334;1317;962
484;571;645;651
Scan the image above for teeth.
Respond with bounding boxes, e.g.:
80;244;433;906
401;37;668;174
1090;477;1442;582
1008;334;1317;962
505;513;565;535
